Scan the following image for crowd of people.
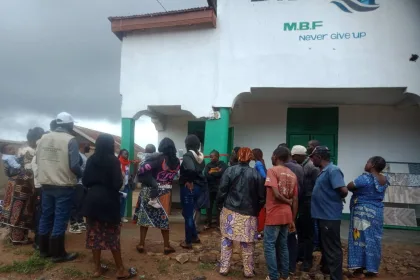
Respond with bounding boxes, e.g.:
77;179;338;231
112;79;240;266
0;112;390;280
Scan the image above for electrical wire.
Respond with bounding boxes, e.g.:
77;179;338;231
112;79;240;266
155;0;167;12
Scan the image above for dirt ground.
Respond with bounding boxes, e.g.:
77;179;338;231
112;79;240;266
0;221;419;280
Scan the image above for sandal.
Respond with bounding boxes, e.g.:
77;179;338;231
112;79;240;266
180;241;192;249
136;244;145;253
117;267;137;279
164;246;176;255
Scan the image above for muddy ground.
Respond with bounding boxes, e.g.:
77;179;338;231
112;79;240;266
0;221;419;280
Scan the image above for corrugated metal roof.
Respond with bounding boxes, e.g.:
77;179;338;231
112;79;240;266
108;6;212;21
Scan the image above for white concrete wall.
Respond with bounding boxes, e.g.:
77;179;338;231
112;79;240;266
230;103;420;213
120;0;420;118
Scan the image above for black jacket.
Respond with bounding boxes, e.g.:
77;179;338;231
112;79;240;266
179;151;207;188
82;154;122;224
217;163;265;217
204;160;228;193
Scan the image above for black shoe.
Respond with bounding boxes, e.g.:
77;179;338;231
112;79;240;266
39;234;50;258
50;235;78;263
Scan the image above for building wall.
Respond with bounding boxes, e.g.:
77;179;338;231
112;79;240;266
120;0;420;118
230;102;420;213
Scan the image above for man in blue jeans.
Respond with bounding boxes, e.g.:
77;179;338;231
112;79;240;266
36;112;82;263
310;146;348;280
178;134;207;249
264;147;299;280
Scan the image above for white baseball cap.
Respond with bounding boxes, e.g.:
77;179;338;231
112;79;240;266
56;112;75;125
291;145;307;156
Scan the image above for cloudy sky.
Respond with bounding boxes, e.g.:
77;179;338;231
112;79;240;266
0;0;207;147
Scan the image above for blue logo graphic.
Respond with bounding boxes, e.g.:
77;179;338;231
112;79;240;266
331;0;379;13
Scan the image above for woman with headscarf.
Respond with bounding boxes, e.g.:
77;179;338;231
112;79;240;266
82;134;137;279
346;156;389;278
135;137;180;255
179;134;208;249
1;127;44;245
252;148;267;235
217;147;265;278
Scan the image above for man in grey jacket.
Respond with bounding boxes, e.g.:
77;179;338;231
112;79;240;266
36;112;82;263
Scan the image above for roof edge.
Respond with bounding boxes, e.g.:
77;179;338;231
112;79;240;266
109;7;216;40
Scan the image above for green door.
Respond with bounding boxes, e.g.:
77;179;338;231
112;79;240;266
287;108;338;164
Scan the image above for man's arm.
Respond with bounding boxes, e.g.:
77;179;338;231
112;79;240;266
329;168;348;198
68;138;82;178
265;169;292;205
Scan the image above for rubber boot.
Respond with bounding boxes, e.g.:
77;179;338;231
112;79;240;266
50;235;78;263
39;234;50;258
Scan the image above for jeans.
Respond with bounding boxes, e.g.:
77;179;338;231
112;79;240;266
264;225;289;280
70;184;86;225
288;232;298;273
39;186;75;237
180;184;201;244
317;219;343;280
120;185;129;218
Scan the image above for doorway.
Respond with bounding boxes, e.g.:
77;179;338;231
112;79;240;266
286;107;339;164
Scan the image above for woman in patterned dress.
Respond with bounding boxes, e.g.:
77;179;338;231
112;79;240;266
217;147;265;278
346;156;389;278
82;134;136;279
135;137;180;255
1;127;44;244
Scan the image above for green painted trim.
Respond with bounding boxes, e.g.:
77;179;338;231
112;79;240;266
121;118;135;218
383;225;420;231
203;108;231;164
341;213;350;220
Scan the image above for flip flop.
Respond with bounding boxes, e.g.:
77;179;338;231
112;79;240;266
117;267;137;279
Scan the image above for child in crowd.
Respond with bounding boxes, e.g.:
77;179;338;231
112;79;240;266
138;144;162;209
1;144;21;177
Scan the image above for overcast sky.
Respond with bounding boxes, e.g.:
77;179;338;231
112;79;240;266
0;0;207;147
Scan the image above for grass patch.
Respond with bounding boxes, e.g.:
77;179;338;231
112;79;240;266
198;263;214;271
172;263;183;273
62;266;85;278
13;248;33;256
156;259;169;274
0;252;53;274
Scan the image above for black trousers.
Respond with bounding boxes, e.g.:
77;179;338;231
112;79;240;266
288;231;298;273
206;191;219;226
33;188;43;244
318;219;343;280
297;200;314;268
70;184;86;225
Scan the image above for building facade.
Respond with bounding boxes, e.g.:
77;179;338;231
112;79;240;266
110;0;420;224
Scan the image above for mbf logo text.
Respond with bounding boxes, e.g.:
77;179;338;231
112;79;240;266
331;0;379;13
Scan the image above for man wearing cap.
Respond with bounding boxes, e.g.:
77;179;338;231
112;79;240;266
36;112;81;263
291;145;319;272
309;146;348;280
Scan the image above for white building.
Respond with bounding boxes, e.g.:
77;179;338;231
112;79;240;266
109;0;420;226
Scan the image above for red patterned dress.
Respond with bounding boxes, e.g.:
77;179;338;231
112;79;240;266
1;146;36;244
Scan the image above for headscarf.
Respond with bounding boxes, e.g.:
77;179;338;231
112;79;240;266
237;147;253;163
